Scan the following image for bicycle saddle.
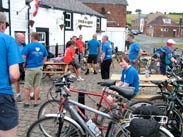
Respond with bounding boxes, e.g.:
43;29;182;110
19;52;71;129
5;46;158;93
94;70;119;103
109;86;135;100
97;80;116;87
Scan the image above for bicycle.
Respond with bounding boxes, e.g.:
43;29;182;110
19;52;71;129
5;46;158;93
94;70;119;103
27;76;174;137
37;72;133;132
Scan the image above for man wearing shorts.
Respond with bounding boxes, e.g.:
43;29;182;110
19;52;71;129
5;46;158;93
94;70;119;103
0;12;23;137
85;34;100;75
14;32;26;102
22;32;48;108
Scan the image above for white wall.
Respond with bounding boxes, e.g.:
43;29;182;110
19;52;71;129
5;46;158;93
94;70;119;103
106;27;127;51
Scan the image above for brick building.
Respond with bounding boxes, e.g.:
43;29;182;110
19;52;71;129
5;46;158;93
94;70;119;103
79;0;128;28
146;15;181;37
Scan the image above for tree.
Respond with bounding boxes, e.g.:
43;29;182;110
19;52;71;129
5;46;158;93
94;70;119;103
127;11;132;14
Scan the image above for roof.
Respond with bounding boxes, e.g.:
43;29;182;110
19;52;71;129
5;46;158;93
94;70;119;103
148;15;179;27
26;0;103;17
79;0;128;5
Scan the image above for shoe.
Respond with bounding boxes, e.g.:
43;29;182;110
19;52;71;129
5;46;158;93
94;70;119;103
16;95;22;102
85;70;89;75
33;104;39;107
93;70;97;75
77;76;84;81
23;104;30;108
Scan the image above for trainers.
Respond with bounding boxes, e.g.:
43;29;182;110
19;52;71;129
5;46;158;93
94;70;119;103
23;104;30;108
93;70;97;75
85;70;89;75
77;76;84;81
16;95;22;102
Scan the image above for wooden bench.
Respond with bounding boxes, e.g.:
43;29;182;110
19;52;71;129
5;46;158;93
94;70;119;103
43;61;77;76
111;74;168;82
134;94;160;100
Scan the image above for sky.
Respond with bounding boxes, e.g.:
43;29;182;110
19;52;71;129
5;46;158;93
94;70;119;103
127;0;183;14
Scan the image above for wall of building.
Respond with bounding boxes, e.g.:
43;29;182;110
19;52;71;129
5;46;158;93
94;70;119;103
83;3;126;27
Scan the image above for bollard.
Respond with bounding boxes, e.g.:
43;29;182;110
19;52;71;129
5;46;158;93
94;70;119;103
78;90;85;115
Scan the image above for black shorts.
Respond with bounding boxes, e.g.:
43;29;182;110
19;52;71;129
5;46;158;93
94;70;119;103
0;93;18;130
87;54;98;64
70;61;80;69
19;63;25;80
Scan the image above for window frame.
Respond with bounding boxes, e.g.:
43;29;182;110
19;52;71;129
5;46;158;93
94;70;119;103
64;12;73;31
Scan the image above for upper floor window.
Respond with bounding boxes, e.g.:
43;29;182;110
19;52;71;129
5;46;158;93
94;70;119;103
65;12;73;30
96;17;101;32
163;18;171;24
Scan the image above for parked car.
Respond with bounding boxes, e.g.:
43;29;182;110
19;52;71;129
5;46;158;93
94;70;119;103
130;29;138;35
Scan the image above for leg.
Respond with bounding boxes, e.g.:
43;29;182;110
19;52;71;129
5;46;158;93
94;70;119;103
0;127;17;137
34;86;40;105
24;88;31;104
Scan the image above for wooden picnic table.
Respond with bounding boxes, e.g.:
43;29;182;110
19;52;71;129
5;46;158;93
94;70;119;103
111;74;168;82
43;61;68;75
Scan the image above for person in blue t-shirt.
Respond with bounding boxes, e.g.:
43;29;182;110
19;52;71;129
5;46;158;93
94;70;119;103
107;54;139;104
22;32;48;108
119;55;139;96
0;12;23;137
100;35;112;79
14;33;26;102
85;34;100;75
127;34;143;72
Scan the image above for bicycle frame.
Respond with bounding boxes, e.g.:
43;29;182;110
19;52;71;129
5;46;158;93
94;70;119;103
58;86;128;137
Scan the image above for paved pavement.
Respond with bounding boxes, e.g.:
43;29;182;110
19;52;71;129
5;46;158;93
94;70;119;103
16;61;122;137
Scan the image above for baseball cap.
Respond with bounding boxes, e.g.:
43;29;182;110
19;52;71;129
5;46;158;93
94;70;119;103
167;39;176;44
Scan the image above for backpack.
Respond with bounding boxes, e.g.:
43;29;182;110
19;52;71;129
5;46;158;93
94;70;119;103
155;46;171;65
128;105;162;137
128;118;160;137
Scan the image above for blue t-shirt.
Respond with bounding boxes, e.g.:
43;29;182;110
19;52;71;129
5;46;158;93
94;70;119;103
0;32;23;95
22;42;48;68
88;39;100;55
102;41;112;60
128;41;140;62
121;66;139;95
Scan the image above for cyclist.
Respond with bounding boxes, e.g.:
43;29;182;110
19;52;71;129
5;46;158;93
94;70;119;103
107;54;139;102
155;39;177;75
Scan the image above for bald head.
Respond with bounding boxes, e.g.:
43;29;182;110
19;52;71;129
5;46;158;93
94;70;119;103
93;34;97;39
15;33;25;45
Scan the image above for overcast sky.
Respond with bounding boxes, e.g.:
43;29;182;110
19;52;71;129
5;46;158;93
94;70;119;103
127;0;183;14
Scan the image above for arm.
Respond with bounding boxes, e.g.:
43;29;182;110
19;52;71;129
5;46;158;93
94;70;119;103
134;49;143;62
9;64;20;83
43;57;47;64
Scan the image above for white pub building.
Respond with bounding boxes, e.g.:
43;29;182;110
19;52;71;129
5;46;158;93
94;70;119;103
1;0;107;55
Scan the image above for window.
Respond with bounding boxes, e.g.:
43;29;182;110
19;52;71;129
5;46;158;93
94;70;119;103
37;32;46;45
163;18;171;24
65;12;73;30
96;17;101;32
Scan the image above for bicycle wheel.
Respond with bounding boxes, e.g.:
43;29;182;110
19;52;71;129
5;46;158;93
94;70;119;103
128;100;153;110
37;100;60;119
149;95;168;104
27;116;83;137
156;104;183;137
115;126;174;137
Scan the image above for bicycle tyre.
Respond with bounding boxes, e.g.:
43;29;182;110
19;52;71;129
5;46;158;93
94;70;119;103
37;99;60;119
115;126;174;137
27;116;83;137
149;95;167;104
156;104;183;137
128;100;153;110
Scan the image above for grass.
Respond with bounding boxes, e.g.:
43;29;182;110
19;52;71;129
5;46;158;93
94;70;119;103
127;14;182;25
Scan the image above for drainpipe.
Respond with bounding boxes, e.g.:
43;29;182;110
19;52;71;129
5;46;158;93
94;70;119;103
8;0;11;35
27;3;31;43
63;11;66;52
